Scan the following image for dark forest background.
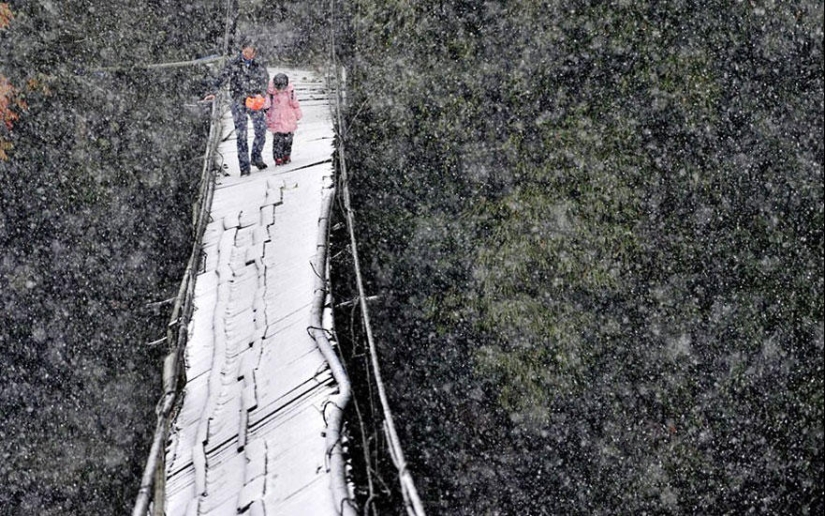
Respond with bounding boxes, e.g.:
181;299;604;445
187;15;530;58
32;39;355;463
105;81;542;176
332;1;823;515
1;0;822;515
0;1;225;513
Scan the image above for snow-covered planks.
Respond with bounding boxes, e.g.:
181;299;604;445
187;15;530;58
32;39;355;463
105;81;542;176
163;69;341;516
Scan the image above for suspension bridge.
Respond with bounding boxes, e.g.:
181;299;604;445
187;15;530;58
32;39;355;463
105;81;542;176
133;60;423;515
130;66;352;515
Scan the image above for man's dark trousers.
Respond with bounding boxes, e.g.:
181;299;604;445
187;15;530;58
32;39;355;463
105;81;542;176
230;101;267;173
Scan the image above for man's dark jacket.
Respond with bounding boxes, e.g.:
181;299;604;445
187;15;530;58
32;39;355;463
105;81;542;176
211;54;269;103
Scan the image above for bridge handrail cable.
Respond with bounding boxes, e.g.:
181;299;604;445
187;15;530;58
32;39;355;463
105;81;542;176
131;2;236;515
327;0;426;512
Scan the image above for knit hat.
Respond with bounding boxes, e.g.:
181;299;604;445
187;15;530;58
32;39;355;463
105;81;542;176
273;73;288;90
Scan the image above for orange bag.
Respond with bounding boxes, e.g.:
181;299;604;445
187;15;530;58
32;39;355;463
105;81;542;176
245;95;265;111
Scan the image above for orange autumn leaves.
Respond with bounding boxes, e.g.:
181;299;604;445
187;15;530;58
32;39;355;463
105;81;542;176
1;2;20;160
1;4;49;160
0;3;11;27
0;77;24;160
0;76;26;129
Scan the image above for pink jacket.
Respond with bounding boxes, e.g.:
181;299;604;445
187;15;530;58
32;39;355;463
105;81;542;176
264;81;302;133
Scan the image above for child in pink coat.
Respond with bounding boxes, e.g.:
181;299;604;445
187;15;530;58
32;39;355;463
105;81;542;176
264;73;303;165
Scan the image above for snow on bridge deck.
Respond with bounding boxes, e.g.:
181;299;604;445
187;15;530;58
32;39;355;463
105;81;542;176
162;68;341;516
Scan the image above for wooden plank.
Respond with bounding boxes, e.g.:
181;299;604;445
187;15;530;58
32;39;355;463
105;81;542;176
163;69;342;516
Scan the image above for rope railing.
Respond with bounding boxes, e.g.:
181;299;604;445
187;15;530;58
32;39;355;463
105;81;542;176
133;4;235;515
308;173;358;516
87;54;225;74
132;88;225;516
330;65;426;516
327;1;426;510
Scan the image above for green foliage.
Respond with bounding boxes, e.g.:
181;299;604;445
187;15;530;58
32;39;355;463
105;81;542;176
336;0;823;513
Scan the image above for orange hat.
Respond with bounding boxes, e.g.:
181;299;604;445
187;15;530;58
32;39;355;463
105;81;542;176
245;95;265;110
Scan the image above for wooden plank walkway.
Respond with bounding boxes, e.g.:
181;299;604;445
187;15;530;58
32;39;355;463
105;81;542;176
162;68;341;516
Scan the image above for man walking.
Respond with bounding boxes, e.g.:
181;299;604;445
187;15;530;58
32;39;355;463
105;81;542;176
203;38;269;176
